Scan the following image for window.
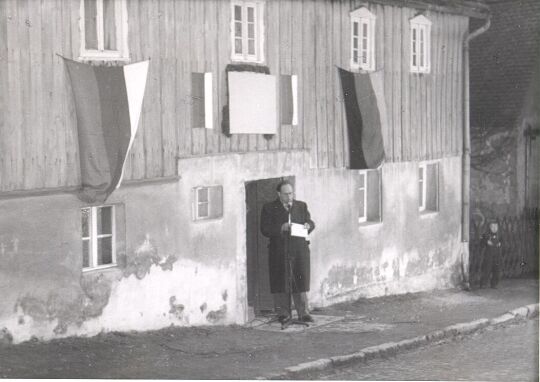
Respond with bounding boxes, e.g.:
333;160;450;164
419;162;438;212
191;72;214;129
82;205;116;271
357;169;382;223
231;1;265;63
410;15;431;73
193;186;224;220
80;0;129;60
280;74;298;126
350;7;376;71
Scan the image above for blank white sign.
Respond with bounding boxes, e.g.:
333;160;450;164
228;71;277;134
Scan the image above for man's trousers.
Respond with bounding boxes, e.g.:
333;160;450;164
273;292;309;318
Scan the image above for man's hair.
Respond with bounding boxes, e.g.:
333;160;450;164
276;180;294;192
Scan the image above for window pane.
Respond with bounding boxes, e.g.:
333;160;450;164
235;38;242;54
198;203;209;218
248;23;255;39
191;72;205;127
103;0;117;50
353;37;358;49
247;6;254;22
362;22;368;37
248;39;255;55
81;208;90;238
353;21;358;36
84;0;98;50
82;240;90;268
353;50;358;63
412;27;416;42
97;206;112;235
234;5;242;21
359;189;365;218
198;188;208;203
235;21;242;38
97;237;113;265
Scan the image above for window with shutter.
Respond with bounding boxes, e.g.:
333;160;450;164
350;7;376;71
80;0;129;61
193;186;224;220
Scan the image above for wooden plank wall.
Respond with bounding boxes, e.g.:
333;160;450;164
0;0;468;192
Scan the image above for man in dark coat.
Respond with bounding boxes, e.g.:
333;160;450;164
480;220;502;288
260;180;315;323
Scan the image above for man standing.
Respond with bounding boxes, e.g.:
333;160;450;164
260;180;315;323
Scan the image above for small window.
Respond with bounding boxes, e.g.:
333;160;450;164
350;7;376;71
419;162;438;212
280;74;298;126
193;186;223;220
358;169;382;223
79;0;129;60
410;15;431;73
82;205;116;271
231;1;265;63
191;72;214;129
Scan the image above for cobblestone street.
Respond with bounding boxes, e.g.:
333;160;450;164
309;318;539;381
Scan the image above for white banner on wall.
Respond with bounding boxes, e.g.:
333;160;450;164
228;71;277;134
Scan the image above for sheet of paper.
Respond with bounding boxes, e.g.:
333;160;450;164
290;223;308;238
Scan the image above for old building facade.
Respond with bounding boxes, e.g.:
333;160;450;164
0;0;488;342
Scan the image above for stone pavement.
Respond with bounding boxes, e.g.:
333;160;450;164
0;278;537;379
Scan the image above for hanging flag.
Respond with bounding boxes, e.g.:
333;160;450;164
338;67;386;169
63;58;149;203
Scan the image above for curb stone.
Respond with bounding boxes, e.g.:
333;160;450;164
258;303;539;380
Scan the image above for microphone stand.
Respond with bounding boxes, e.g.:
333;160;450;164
281;205;309;330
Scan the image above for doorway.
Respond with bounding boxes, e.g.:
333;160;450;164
245;176;295;314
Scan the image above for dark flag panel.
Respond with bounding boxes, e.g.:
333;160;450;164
337;67;386;170
63;58;149;203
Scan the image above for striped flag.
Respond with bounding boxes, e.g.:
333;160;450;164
63;58;149;203
338;67;386;169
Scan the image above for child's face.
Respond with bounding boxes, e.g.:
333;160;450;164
489;223;499;233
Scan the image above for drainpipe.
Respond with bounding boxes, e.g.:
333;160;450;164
461;16;491;290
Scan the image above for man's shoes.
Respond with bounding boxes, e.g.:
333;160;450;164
277;315;290;324
300;314;314;323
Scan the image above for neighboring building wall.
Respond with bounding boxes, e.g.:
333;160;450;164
0;151;462;343
0;0;468;192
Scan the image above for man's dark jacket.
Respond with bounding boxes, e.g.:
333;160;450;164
260;199;315;293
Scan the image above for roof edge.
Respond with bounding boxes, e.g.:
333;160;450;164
357;0;490;19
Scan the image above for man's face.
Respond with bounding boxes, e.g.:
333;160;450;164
489;222;498;233
278;184;294;205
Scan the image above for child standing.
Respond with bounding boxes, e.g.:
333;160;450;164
480;220;503;288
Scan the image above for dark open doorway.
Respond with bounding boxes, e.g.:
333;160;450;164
245;176;295;315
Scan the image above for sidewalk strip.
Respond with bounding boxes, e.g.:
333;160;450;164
258;303;539;380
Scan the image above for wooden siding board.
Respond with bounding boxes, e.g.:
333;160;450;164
17;0;31;189
62;0;77;186
332;0;343;167
205;0;220;155
325;0;335;168
383;5;394;161
28;0;44;188
341;0;351;167
0;0;7;190
441;14;450;159
392;6;402;162
401;7;411;161
266;0;280;152
160;0;177;176
315;0;328;168
190;0;206;156
433;12;442;159
457;17;466;153
291;0;304;150
302;0;316;168
217;0;233;153
279;0;293;150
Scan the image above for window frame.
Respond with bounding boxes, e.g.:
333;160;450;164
82;205;117;272
193;185;224;221
410;15;431;74
350;7;376;72
79;0;130;61
358;169;382;224
418;161;439;213
230;0;265;63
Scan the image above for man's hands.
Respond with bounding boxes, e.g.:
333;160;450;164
281;222;311;233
